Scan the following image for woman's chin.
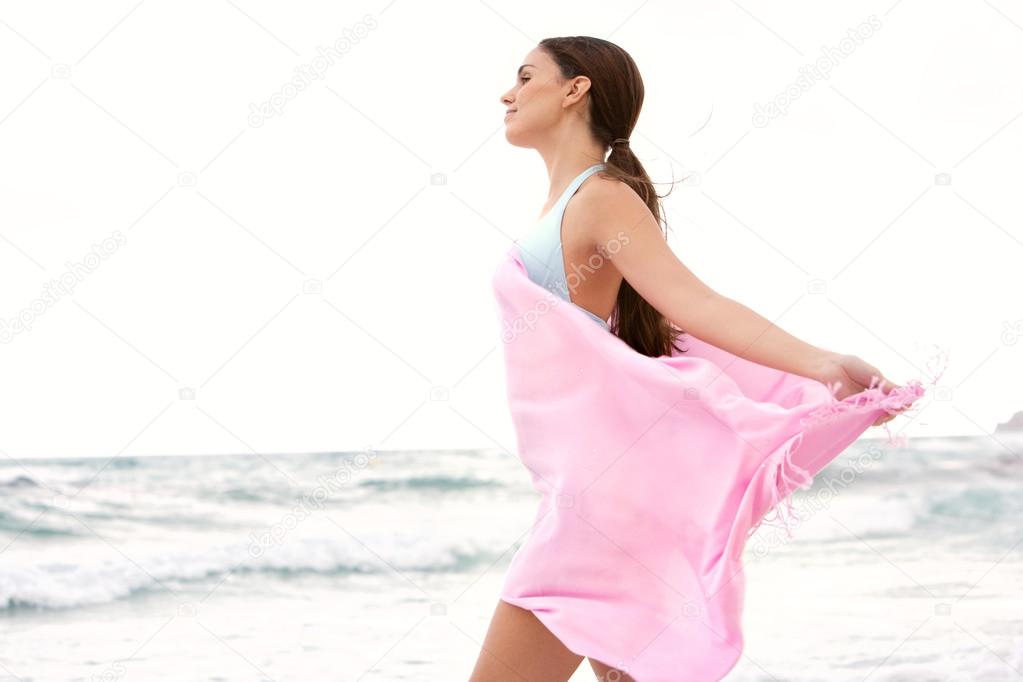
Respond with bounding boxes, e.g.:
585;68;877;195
503;128;531;148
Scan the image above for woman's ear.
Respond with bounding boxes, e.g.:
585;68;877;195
564;76;592;106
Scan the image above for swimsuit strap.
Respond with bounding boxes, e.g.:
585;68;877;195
545;164;606;223
517;163;610;330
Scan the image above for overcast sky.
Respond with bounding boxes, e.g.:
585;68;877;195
1;1;1020;459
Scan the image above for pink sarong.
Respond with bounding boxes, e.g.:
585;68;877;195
491;244;939;681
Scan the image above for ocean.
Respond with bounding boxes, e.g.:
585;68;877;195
1;435;1021;681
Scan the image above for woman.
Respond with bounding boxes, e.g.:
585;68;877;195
471;36;918;682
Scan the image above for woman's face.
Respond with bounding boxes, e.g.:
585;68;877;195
500;47;575;147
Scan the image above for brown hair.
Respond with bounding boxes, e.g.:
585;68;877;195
538;36;686;358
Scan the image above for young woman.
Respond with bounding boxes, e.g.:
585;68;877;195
471;36;913;682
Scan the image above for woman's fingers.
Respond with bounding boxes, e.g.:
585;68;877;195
872;393;913;427
832;359;910;426
835;379;866;401
873;410;899;426
877;375;902;394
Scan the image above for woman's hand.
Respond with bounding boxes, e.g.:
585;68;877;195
811;352;906;427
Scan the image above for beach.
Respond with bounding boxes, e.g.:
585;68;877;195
2;436;1022;680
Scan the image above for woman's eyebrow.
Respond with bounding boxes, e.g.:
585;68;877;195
517;64;534;75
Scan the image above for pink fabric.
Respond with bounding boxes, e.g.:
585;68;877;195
491;245;940;681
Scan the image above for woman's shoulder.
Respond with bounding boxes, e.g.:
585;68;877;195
571;168;647;222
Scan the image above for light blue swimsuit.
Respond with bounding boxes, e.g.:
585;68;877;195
516;163;611;331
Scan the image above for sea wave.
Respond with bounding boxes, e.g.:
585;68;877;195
0;533;496;612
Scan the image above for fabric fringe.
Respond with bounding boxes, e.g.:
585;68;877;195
748;345;951;540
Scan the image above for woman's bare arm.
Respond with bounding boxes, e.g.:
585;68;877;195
578;179;835;380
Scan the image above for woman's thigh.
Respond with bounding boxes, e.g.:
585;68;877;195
468;599;584;682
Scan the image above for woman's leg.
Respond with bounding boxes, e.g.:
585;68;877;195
469;599;584;682
587;658;636;681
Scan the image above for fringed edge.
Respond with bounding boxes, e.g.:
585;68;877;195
748;345;951;540
747;430;814;540
798;344;951;435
